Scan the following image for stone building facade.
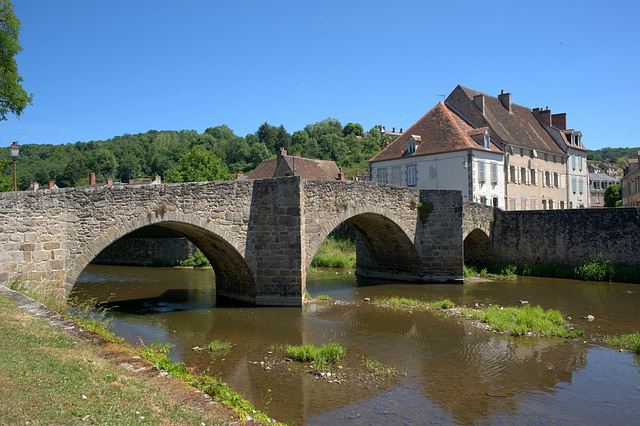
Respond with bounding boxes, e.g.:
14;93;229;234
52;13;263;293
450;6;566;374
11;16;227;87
370;85;589;210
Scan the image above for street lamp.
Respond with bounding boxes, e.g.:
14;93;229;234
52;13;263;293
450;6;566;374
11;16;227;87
9;141;19;191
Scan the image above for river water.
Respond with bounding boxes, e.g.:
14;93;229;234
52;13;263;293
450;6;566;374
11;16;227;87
73;265;640;425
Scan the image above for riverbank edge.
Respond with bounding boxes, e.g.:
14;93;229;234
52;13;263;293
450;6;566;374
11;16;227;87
0;284;271;425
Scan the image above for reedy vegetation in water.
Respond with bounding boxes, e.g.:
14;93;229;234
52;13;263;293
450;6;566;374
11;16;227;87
606;332;640;354
373;296;583;338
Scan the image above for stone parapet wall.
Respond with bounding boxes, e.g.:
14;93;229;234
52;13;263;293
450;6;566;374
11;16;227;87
491;207;640;267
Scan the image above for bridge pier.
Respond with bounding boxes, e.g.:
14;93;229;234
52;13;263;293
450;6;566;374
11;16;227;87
246;178;305;306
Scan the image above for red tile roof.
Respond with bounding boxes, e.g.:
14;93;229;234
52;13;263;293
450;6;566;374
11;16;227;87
370;102;501;163
446;85;565;155
247;151;341;180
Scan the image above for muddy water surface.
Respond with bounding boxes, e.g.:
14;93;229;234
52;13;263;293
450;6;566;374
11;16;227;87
73;266;640;425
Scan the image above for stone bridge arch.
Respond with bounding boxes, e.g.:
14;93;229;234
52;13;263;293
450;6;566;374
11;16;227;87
300;180;462;286
302;205;421;281
0;180;257;303
67;211;255;303
462;202;498;268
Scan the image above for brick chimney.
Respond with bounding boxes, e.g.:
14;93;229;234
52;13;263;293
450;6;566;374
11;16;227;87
106;178;113;186
533;108;551;126
89;173;96;185
337;168;345;181
473;94;485;114
498;90;512;112
277;147;287;166
552;113;566;130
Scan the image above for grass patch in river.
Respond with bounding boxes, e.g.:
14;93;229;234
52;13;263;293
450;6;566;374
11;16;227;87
283;342;346;370
477;305;583;338
373;296;454;309
208;339;231;352
606;332;640;354
362;356;404;377
374;296;582;338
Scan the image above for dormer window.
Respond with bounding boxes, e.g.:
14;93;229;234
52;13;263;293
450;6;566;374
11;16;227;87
407;135;421;155
483;130;490;149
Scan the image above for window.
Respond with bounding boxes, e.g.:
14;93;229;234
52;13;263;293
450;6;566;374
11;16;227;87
521;167;527;184
491;163;498;184
510;166;516;183
560;200;565;209
407;165;416;186
509;198;516;210
572;177;577;193
572;155;576;171
554;172;559;188
545;171;551;187
542;199;547;210
520;197;527;210
579;178;584;194
483;131;490;149
579;156;583;171
378;169;387;184
549;199;554;209
531;169;537;185
530;198;538;210
492;197;499;207
408;141;416;154
480;196;487;205
478;161;485;183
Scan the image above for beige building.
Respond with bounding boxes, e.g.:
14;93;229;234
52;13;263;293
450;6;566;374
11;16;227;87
445;86;587;210
369;86;589;210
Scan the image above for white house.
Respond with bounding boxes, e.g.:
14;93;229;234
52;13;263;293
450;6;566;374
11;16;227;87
369;102;505;207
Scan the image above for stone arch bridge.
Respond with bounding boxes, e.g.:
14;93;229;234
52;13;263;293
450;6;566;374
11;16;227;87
0;177;464;306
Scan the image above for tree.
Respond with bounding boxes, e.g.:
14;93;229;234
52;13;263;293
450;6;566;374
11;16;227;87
604;184;621;207
256;122;290;153
117;153;141;182
343;122;363;137
165;146;229;183
0;0;33;120
59;154;88;187
0;157;12;191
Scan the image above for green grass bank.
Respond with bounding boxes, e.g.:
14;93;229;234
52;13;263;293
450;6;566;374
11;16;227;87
0;285;281;425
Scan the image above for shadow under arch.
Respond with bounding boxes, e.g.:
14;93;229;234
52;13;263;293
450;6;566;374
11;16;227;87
307;212;422;282
463;228;491;269
67;221;256;305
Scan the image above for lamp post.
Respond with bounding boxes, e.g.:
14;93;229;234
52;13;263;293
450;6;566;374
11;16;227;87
10;141;19;191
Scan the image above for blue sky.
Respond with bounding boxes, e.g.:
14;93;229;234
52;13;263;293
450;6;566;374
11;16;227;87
2;0;639;150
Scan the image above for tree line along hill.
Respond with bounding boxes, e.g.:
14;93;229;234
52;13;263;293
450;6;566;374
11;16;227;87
1;119;638;191
0;120;389;190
